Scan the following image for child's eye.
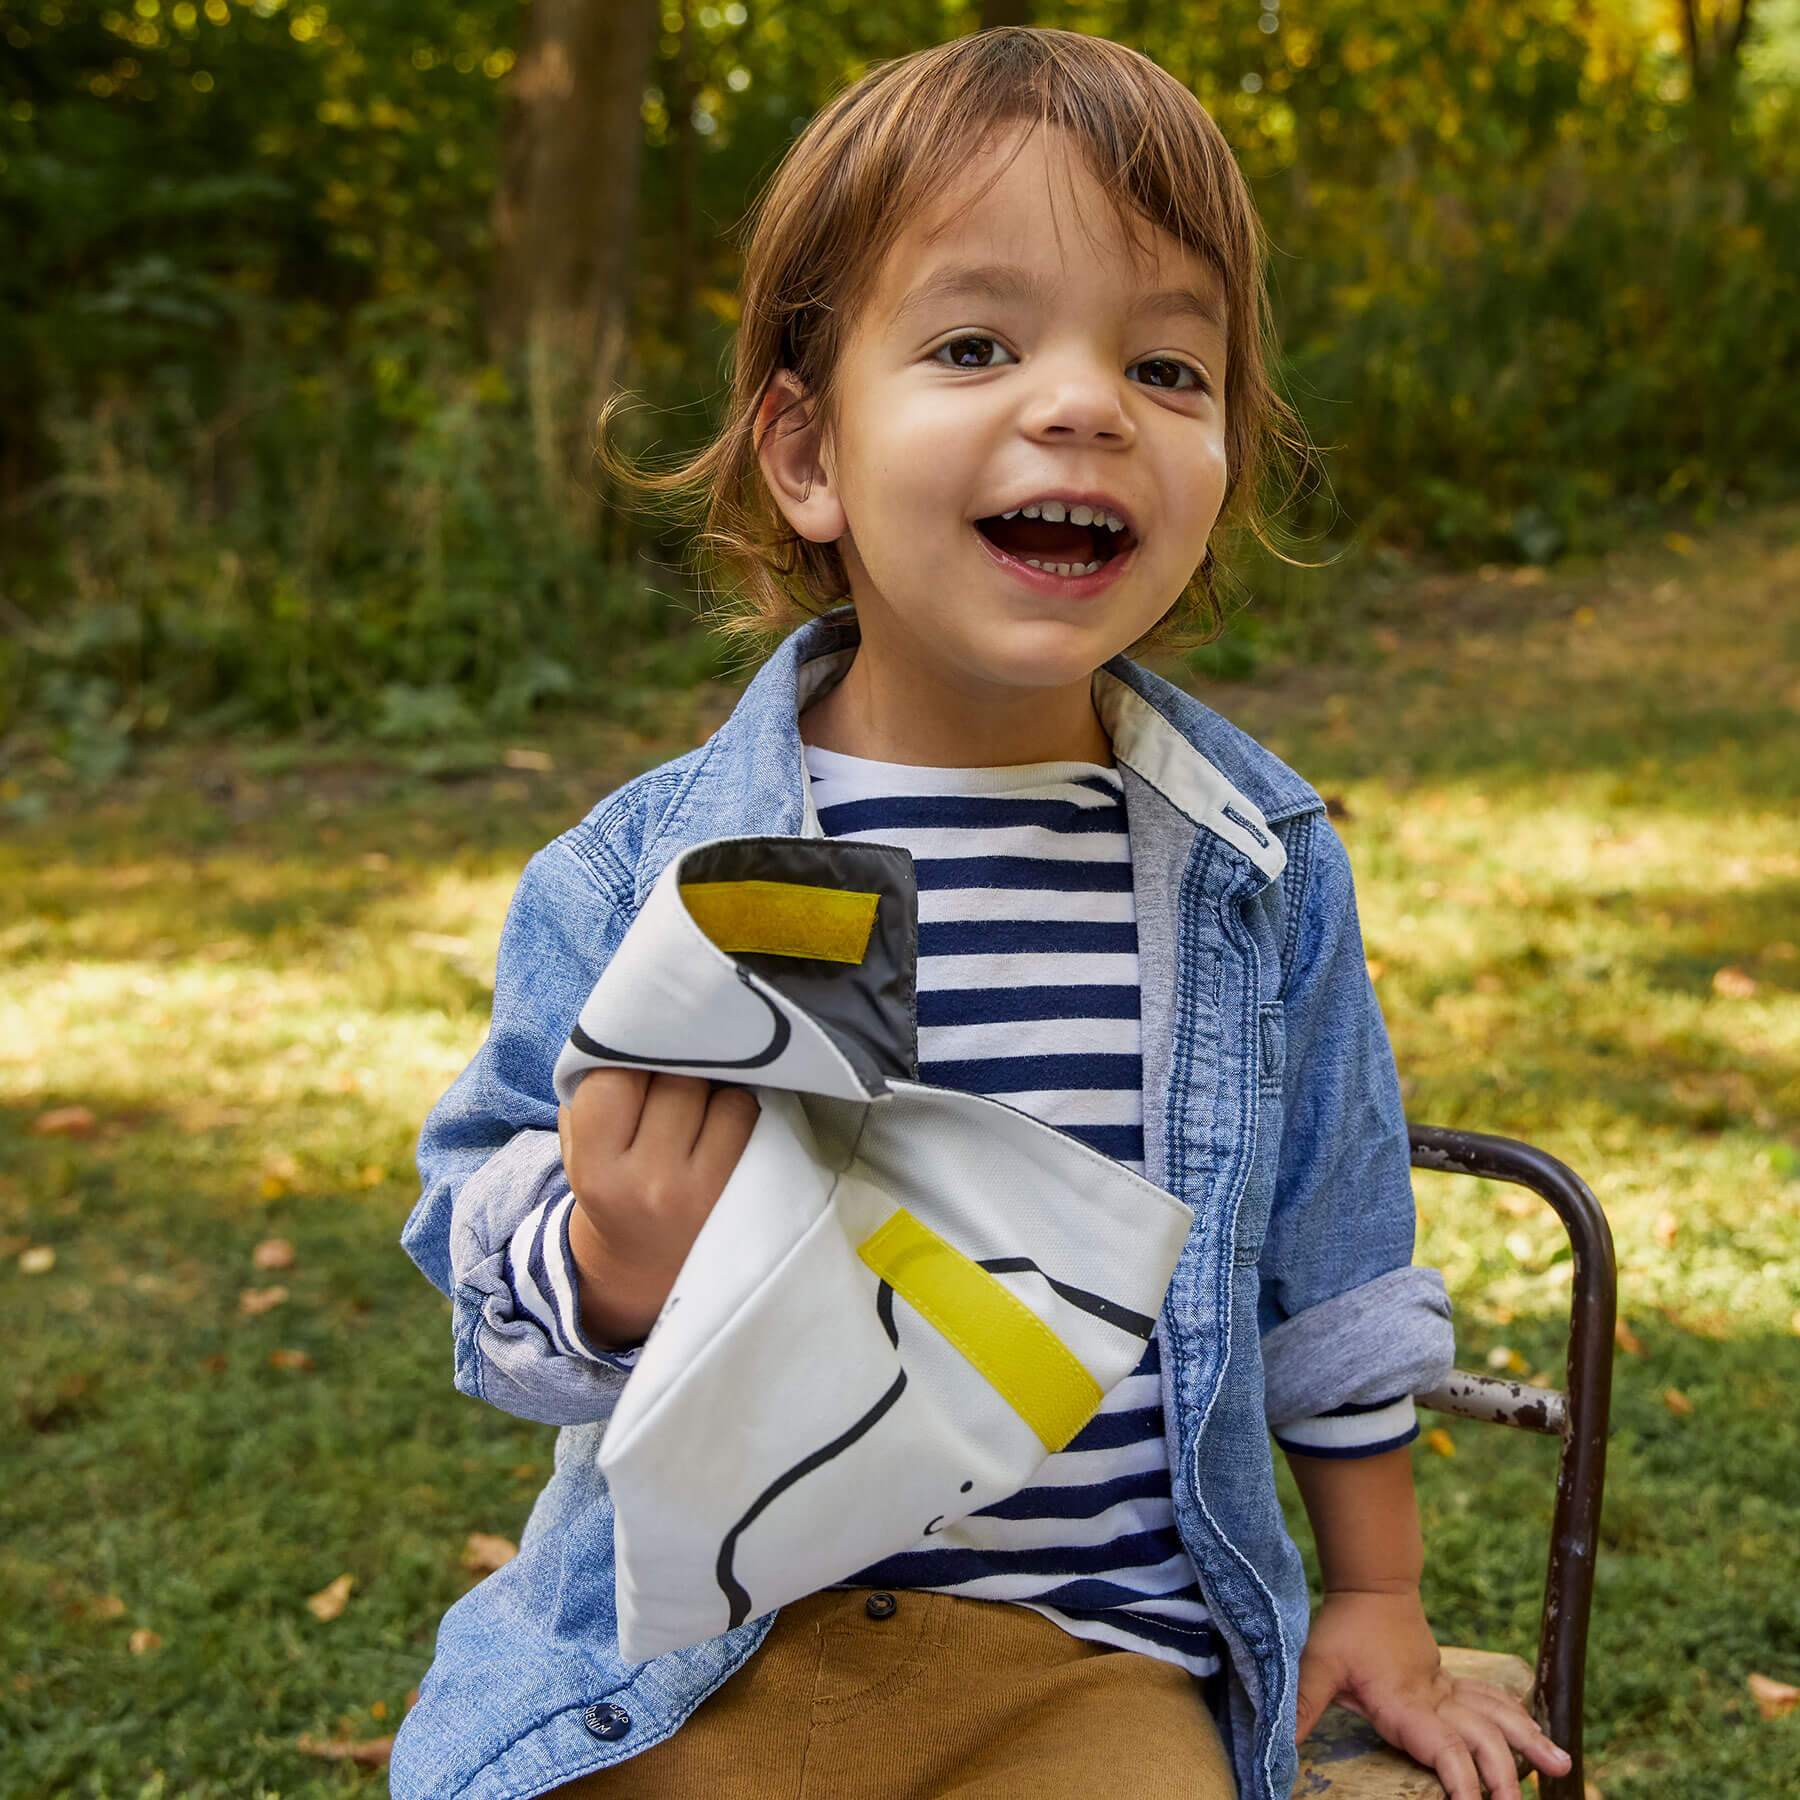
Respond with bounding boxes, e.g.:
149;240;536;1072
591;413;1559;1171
931;335;1210;396
1130;356;1212;397
933;334;1016;370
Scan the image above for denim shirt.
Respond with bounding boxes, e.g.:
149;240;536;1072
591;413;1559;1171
392;602;1456;1800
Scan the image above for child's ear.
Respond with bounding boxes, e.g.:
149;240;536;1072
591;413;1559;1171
754;369;846;546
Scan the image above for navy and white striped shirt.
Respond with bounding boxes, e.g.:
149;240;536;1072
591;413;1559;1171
802;743;1222;1678
504;740;1418;1676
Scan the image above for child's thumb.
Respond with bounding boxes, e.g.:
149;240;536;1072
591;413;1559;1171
1293;1653;1340;1747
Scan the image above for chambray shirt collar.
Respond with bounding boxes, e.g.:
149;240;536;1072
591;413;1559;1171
639;601;1321;898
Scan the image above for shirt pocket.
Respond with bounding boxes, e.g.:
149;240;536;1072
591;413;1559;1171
1235;1001;1285;1266
1257;999;1285;1095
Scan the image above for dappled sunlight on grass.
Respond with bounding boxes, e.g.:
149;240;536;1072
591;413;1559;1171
4;503;1797;1796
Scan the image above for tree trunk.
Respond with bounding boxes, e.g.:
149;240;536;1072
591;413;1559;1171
489;0;659;532
665;0;697;363
1675;0;1754;177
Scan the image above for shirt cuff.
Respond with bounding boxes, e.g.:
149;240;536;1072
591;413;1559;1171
1272;1393;1419;1460
503;1190;646;1371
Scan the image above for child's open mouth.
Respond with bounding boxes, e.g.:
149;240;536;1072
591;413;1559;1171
972;503;1138;578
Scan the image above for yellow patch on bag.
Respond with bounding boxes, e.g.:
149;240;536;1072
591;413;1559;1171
857;1208;1103;1452
681;879;880;964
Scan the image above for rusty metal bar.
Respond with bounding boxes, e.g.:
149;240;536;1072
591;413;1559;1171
1410;1124;1615;1800
1419;1370;1567;1436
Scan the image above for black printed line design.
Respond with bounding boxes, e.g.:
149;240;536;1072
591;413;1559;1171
569;969;791;1072
712;1254;1144;1628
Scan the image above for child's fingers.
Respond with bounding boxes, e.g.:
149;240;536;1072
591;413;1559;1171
568;1065;651;1159
688;1083;760;1193
1362;1692;1479;1800
1435;1698;1527;1800
633;1070;715;1156
1449;1680;1572;1779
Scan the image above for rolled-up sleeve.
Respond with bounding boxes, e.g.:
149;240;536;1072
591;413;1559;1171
401;832;644;1427
1259;811;1454;1453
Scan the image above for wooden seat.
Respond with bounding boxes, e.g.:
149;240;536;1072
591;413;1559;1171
1296;1646;1535;1795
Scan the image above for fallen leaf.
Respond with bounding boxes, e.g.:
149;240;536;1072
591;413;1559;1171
1748;1672;1800;1720
261;1151;301;1199
269;1348;314;1371
239;1284;289;1316
19;1245;56;1275
307;1573;355;1621
295;1732;394;1767
370;1699;388;1720
128;1628;162;1654
1663;531;1696;555
1614;1319;1645;1357
1424;1428;1456;1457
501;746;555;772
31;1106;96;1137
511;1462;541;1480
1652;1211;1679;1250
462;1532;519;1574
253;1237;296;1270
1663;1387;1694;1416
91;1594;127;1620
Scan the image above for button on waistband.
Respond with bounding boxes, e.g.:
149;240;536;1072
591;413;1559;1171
865;1591;897;1619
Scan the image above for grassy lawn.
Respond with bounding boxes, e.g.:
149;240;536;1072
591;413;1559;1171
4;502;1797;1798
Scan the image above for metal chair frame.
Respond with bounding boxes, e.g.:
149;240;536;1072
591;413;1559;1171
1408;1125;1616;1800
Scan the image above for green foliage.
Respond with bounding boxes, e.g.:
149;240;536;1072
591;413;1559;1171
2;0;1798;750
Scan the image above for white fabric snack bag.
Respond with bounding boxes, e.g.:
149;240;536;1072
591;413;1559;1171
551;835;1194;1664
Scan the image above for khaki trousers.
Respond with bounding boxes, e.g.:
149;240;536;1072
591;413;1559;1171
548;1586;1236;1799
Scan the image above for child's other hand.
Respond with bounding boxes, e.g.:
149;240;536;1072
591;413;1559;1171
1293;1588;1572;1799
556;1069;761;1348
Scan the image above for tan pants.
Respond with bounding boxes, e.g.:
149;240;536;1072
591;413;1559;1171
547;1586;1236;1798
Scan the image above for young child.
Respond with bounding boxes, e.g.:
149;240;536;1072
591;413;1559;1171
393;28;1574;1800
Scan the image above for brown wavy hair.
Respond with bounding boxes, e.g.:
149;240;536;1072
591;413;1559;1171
595;26;1322;670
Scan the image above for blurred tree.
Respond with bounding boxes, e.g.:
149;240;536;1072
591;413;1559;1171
1676;0;1757;171
489;0;659;527
982;0;1036;25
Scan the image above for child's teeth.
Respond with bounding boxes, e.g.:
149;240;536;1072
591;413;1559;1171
1022;559;1104;576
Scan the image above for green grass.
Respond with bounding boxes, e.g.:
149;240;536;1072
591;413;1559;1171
4;505;1798;1797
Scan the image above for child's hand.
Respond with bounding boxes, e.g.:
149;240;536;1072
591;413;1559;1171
556;1069;761;1348
1293;1588;1572;1799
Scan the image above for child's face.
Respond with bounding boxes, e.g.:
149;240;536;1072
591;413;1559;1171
764;123;1229;703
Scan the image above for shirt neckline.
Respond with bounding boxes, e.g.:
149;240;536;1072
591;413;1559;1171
802;741;1120;794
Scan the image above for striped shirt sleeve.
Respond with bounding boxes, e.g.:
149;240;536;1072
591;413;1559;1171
1272;1393;1420;1460
503;1189;646;1372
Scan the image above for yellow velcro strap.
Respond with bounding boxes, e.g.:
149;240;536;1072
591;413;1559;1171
856;1209;1101;1452
680;879;879;964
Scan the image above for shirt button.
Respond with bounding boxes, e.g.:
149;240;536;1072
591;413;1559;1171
583;1701;632;1740
865;1591;897;1619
